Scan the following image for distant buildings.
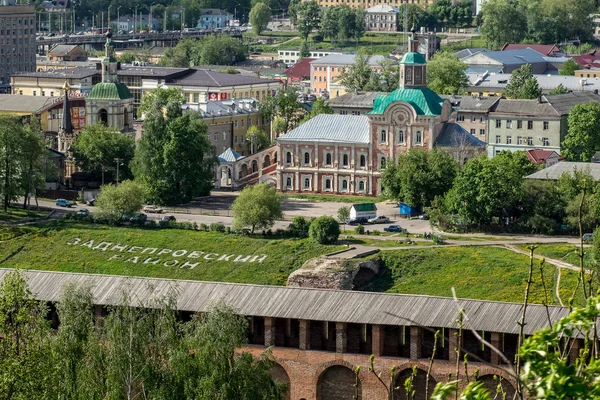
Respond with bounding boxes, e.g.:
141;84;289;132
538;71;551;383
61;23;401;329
196;9;233;30
0;4;36;93
365;5;398;32
47;45;86;62
278;49;351;66
458;48;566;74
313;0;433;9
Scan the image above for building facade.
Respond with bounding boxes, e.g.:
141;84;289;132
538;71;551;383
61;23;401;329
311;0;433;10
196;9;232;29
278;49;350;66
310;54;389;94
455;96;499;144
0;5;36;93
365;5;398;32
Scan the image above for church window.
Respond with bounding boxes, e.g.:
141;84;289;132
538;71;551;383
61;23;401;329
325;153;332;165
380;157;386;169
398;130;404;143
360;155;366;167
415;131;422;144
342;154;349;166
380;130;387;143
304;152;310;165
286;151;292;164
415;67;422;84
359;181;365;191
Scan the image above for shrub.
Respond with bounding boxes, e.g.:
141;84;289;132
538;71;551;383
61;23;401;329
158;220;170;228
198;223;209;231
146;220;157;229
288;216;310;237
354;224;365;234
309;216;340;244
312;34;323;42
210;222;226;232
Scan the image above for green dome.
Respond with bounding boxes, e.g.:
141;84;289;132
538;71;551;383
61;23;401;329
400;52;426;65
368;88;444;116
87;82;132;100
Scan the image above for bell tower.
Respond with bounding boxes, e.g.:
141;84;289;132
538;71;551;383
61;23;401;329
399;26;427;89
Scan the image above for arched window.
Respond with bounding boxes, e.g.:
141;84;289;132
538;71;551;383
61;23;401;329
342;180;348;190
416;131;422;144
398;130;404;143
286;177;292;188
304;178;310;188
325;179;331;189
286;152;292;164
304;152;310;165
380;157;386;169
359;181;365;191
360;155;366;167
123;108;130;127
326;153;332;165
343;154;349;166
98;109;108;126
380;129;387;143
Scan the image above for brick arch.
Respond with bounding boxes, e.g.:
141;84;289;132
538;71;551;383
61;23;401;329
393;366;437;400
477;374;516;399
316;363;362;400
269;362;291;400
382;102;417;126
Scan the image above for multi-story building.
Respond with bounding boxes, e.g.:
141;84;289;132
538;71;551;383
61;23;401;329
0;4;36;93
11;67;98;96
486;92;600;157
310;54;390;94
184;98;270;156
311;0;433;9
196;9;232;29
365;5;398;32
277;49;351;66
277;49;484;196
454;96;500;144
327;91;383;115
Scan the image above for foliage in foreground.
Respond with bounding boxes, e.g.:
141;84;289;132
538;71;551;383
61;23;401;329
0;270;285;400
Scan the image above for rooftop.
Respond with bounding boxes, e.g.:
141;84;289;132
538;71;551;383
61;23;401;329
467;72;600;93
199;8;232;15
434;122;486;148
311;54;390;67
370;88;445;116
463;48;548;66
171;69;280;87
87;82;132;100
277;114;370;144
218;147;244;163
501;43;560;56
545;91;600;115
0;94;54;113
526;162;600;180
326;91;384;109
491;98;559;117
11;67;97;80
365;4;399;12
400;52;426;65
48;44;83;56
526;149;561;164
455;96;500;112
184;97;260;117
455;48;487;60
284;58;315;80
3;269;574;336
118;65;192;78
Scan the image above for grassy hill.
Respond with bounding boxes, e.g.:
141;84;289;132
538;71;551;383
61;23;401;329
0;222;343;286
368;246;581;305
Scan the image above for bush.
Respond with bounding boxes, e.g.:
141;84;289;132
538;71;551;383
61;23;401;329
198;223;209;231
210;222;226;232
146;220;157;229
312;34;323;42
288;216;310;238
354;224;365;235
309;216;340;245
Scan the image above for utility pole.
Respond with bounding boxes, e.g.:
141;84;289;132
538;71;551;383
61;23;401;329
117;6;121;29
114;158;122;184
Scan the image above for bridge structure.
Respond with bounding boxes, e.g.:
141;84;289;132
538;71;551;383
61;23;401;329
36;31;243;54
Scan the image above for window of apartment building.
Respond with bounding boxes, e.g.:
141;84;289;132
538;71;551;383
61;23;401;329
517;120;522;129
506;120;512;129
470;116;476;122
542;137;549;146
214;133;218;141
527;121;533;130
495;119;501;128
457;115;464;122
543;121;549;130
480;117;485;123
304;152;310;165
360;155;366;167
241;120;244;128
286;152;292;164
234;120;238;128
527;137;533;145
223;132;227;141
517;136;523;144
193;93;199;102
380;130;387;143
41;91;45;96
470;128;476;135
495;135;501;144
351;111;361;115
248;119;252;127
304;177;310;189
506;136;512;144
340;110;347;115
342;154;349;166
480;129;485;136
359;181;365;191
415;131;422;144
398;130;404;143
32;91;36;96
235;136;238;143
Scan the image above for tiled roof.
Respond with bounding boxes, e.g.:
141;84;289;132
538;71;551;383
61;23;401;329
434;122;486;147
526;149;560;164
171;69;280;87
48;45;82;56
369;88;444;116
284;58;315;80
526;162;600;180
501;44;560;56
491;99;559;117
87;82;133;100
327;91;384;109
0;94;54;113
311;54;390;66
277;114;370;144
218;147;244;163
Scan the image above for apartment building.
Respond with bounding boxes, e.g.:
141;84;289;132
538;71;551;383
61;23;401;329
278;49;350;66
310;54;390;94
311;0;433;10
0;4;36;93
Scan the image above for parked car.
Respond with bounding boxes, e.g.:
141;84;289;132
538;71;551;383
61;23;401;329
368;215;390;224
55;198;72;207
383;225;403;233
583;233;594;242
346;217;369;226
160;215;176;222
143;205;163;213
419;213;430;220
76;209;89;216
307;94;317;102
86;198;95;206
129;213;147;223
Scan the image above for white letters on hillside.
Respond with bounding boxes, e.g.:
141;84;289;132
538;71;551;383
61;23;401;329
66;238;267;268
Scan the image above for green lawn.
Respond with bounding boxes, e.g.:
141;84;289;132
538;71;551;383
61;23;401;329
367;246;581;305
0;222;343;286
517;243;591;267
440;35;488;53
0;206;50;222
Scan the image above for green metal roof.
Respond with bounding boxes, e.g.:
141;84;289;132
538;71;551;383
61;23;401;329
400;52;426;65
352;203;377;212
87;82;132;100
368;88;444;116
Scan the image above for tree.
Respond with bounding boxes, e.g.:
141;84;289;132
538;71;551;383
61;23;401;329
339;53;372;92
309;216;340;244
480;0;526;49
559;58;581;76
295;0;320;40
71;124;135;184
504;64;541;99
288;0;301;25
249;2;271;35
247;126;272;154
138;87;185;118
161;35;246;67
258;87;304;135
133;100;216;206
96;180;144;224
337;206;350;231
426;53;470;95
231;183;282;233
299;39;310;58
381;148;458;208
301;97;333;123
288;215;310;237
548;83;568;95
17;119;46;210
562;101;600;162
363;59;399;92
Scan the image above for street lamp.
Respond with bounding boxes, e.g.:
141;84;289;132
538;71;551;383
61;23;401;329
149;3;155;32
135;5;139;33
114;158;123;184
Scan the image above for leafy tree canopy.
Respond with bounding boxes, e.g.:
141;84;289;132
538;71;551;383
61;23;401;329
426;53;470;95
562;101;600;162
548;83;568;95
559;58;581;76
161;35;246;67
96;180;144;223
309;216;340;244
232;183;283;233
504;64;542;99
295;0;320;40
249;2;271;35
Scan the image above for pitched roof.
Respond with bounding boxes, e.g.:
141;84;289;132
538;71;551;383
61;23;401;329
311;54;390;66
456;96;500;112
326;91;384;109
454;48;487;60
491;99;559;117
467;72;600;93
525;162;600;180
277;114;370;144
284;58;315;81
218;148;244;163
171;69;280;87
501;43;560;56
545;92;600;115
526;149;560;164
186;98;260;118
87;82;133;100
48;44;83;56
369;88;444;116
434;122;486;147
0;94;54;113
366;5;399;12
464;48;547;66
1;269;576;336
